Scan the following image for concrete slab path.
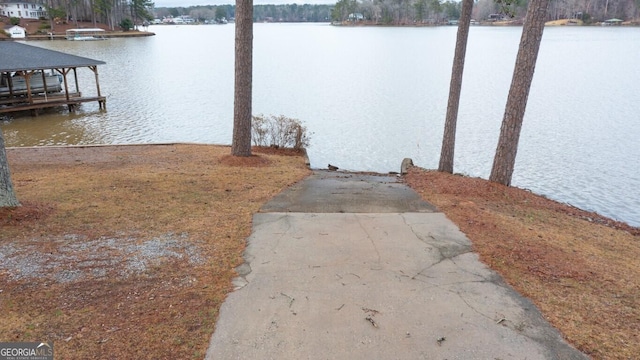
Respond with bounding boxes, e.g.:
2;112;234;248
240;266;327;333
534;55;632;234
205;171;588;360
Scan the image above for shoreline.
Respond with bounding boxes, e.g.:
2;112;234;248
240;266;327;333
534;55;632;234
0;31;155;41
5;143;638;232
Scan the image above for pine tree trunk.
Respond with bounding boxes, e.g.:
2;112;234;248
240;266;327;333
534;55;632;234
231;0;254;157
490;0;551;186
0;129;20;208
438;0;473;174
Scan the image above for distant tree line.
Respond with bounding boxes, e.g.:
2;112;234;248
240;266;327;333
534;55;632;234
33;0;153;30
332;0;462;24
153;4;332;23
154;5;232;22
331;0;640;24
37;0;637;29
153;0;640;25
253;4;332;22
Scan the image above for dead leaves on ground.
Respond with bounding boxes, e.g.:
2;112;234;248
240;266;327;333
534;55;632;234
405;168;640;359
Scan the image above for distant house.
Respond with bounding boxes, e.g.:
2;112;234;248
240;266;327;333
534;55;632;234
174;15;195;24
348;13;364;21
5;25;26;38
162;15;195;24
603;18;623;25
0;1;48;19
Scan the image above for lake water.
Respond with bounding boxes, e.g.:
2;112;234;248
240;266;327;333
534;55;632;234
1;24;639;227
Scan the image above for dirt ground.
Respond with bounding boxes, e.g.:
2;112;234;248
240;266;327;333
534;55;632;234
1;145;638;359
0;144;310;359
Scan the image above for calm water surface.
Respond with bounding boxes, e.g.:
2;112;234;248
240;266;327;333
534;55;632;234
2;24;639;226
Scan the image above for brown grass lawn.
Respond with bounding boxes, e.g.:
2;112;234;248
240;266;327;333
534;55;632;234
0;144;310;359
406;168;639;360
2;145;638;359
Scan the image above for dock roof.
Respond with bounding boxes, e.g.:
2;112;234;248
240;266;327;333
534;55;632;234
0;41;106;72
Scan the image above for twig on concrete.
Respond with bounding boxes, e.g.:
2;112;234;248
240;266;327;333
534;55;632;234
365;316;378;328
280;292;295;308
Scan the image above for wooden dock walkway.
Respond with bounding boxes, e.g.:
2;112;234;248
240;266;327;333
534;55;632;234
0;93;106;114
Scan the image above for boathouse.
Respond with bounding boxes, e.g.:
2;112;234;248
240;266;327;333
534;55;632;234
0;41;106;115
5;25;26;38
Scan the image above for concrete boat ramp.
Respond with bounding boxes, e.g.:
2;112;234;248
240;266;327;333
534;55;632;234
206;171;587;359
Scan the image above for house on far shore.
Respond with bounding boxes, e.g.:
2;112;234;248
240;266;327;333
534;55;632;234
5;24;26;38
602;18;624;25
348;13;364;21
0;1;48;19
162;15;195;24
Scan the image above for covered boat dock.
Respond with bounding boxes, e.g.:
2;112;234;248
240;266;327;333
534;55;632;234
0;42;106;115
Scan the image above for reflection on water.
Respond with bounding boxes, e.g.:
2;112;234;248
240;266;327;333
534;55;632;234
1;109;106;146
1;25;639;227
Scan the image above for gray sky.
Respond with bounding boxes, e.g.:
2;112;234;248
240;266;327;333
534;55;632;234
154;0;335;7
